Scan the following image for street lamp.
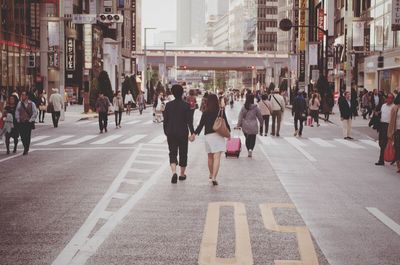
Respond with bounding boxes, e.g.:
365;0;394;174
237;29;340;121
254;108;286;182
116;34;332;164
163;41;174;86
143;27;156;102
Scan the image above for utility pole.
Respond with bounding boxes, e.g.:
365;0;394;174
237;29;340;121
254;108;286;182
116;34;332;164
143;27;156;102
163;41;174;86
345;0;353;92
59;0;65;121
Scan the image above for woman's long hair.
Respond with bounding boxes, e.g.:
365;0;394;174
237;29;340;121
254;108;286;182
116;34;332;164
244;93;254;110
312;93;317;105
206;94;219;113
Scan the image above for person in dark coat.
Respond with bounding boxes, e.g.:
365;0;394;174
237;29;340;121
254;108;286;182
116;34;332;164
292;91;307;137
163;85;195;184
338;91;354;140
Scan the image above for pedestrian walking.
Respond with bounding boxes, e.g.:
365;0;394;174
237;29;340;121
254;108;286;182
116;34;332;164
3;95;19;154
321;93;332;122
38;92;47;123
136;91;146;115
113;91;124;128
186;89;197;119
237;94;263;157
351;87;359;117
96;92;111;133
155;93;165;123
361;89;370;119
388;93;400;172
195;94;230;185
124;90;134;115
258;94;271;136
49;88;64;128
64;91;69;112
15;91;37;155
375;93;394;166
309;93;321;127
338;91;354;140
292;91;307;137
269;88;285;137
163;85;195;184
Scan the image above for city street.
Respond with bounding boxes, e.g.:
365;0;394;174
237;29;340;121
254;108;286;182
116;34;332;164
1;101;400;265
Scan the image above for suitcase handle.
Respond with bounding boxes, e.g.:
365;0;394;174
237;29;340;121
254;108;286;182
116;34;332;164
232;127;242;137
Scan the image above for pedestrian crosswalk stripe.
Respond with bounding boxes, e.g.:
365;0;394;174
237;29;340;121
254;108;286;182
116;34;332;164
119;134;146;144
334;139;366;149
258;135;278;146
284;137;306;147
128;168;151;173
112;192;130;200
63;135;98;145
35;135;74;146
125;120;141;125
360;139;379;148
133;160;161;165
122;179;142;185
138;153;165;158
309;138;335;147
148;135;167;144
88;121;99;125
91;135;123;145
142;120;153;125
31;135;51;143
141;147;169;152
76;120;92;125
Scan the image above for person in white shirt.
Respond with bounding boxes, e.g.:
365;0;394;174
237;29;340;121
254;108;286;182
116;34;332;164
124;90;134;115
49;88;64;128
269;88;285;137
376;93;394;165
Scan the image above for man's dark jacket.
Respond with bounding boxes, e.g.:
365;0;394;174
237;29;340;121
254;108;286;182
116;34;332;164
163;99;195;137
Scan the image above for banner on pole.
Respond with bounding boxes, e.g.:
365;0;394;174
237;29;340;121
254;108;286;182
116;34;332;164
318;9;325;42
352;21;364;47
309;43;318;66
48;22;59;47
392;0;400;31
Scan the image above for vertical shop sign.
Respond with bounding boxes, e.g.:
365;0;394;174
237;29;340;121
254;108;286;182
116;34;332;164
84;24;92;69
66;38;75;71
352;21;364;47
392;0;400;31
317;9;324;42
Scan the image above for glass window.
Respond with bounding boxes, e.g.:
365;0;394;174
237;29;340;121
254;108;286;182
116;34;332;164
383;15;393;49
375;18;384;51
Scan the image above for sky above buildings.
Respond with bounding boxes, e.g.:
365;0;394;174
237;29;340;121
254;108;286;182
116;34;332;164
142;0;177;45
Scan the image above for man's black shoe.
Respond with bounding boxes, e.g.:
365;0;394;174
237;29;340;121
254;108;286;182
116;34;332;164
179;175;187;181
375;162;384;166
23;150;28;155
171;174;178;184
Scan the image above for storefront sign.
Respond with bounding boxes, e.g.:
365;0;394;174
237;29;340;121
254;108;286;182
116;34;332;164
66;38;75;71
309;43;318;66
392;0;400;31
84;24;92;69
72;14;97;24
131;1;136;51
48;22;59;47
48;51;59;68
317;9;324;42
364;27;370;51
352;21;364;47
293;0;299;49
299;0;306;51
299;51;306;82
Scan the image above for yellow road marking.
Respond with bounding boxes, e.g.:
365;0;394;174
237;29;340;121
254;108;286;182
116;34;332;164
198;202;253;265
260;203;319;265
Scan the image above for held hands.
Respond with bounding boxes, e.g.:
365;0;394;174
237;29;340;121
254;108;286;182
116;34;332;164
189;133;196;142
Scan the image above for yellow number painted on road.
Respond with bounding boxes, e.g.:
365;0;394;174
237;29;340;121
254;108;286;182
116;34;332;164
198;202;254;265
260;203;319;265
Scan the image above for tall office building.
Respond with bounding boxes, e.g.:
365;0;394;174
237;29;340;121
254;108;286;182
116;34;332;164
177;0;206;46
257;0;279;52
229;0;257;51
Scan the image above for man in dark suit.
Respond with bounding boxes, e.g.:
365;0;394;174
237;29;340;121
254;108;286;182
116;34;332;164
338;91;354;140
163;85;196;184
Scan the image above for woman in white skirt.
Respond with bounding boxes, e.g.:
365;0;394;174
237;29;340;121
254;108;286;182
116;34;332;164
195;94;230;185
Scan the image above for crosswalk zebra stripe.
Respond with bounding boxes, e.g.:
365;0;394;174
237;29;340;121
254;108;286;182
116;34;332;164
334;139;366;149
359;139;379;148
284;137;306;147
125;120;141;125
309;138;335;147
257;135;278;146
35;135;74;146
63;135;98;145
148;135;167;144
91;135;123;145
119;134;146;144
31;135;51;143
76;120;92;125
142;120;154;125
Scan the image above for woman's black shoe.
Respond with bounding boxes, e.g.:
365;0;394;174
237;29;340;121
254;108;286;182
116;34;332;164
171;174;178;184
212;180;218;186
179;175;186;181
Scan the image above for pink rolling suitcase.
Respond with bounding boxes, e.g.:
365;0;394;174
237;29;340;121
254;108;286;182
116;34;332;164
225;129;241;158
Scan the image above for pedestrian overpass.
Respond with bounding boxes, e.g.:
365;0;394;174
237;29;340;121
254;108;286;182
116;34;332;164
144;49;289;71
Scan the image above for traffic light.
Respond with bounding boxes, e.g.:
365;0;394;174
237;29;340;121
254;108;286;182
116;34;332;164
98;14;124;24
378;56;384;68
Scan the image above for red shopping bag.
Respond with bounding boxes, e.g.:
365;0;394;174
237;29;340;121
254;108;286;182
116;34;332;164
306;116;313;126
384;140;396;162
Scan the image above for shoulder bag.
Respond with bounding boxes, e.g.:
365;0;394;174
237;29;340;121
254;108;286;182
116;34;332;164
272;95;284;112
213;109;231;138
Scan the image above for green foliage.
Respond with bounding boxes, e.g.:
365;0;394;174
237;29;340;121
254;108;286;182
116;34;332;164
97;71;113;101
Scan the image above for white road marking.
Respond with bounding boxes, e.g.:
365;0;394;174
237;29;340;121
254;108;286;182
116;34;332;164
51;144;169;265
334;139;366;149
119;134;146;144
138;153;165;158
133;160;161;165
360;139;379;148
122;179;142;185
112;192;130;200
148;135;167;144
128;168;151;173
62;135;98;145
31;135;50;143
141;147;169;153
0;152;24;163
35;135;74;146
257;135;278;146
89;121;99;125
21;147;135;151
76;120;92;125
366;207;400;237
91;135;123;145
309;138;336;147
99;211;113;220
285;137;317;162
142;120;154;125
125;120;141;125
284;137;307;147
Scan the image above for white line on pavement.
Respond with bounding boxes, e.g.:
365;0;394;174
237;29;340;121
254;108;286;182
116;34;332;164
62;135;98;145
141;147;169;153
142;120;154;125
119;134;146;144
334;139;366;149
284;137;307;147
148;135;167;144
91;135;123;145
366;207;400;237
125;120;141;125
257;135;278;146
128;168;151;173
31;135;50;143
35;135;74;146
360;139;379;148
309;138;336;147
133;160;162;165
285;137;317;162
0;152;24;163
76;120;92;125
27;147;135;151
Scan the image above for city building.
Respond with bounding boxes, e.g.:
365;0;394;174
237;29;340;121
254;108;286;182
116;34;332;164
229;0;257;51
257;0;278;52
0;0;41;96
206;0;229;18
212;14;230;50
177;0;206;46
153;30;176;47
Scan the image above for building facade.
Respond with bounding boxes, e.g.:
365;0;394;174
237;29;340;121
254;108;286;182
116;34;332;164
177;0;206;46
257;0;278;51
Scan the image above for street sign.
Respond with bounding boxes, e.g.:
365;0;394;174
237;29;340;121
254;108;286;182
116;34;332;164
279;19;292;31
72;14;97;24
317;9;324;41
66;38;75;71
392;0;400;31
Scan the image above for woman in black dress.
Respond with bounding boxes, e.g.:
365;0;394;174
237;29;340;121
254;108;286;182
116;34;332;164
4;95;19;154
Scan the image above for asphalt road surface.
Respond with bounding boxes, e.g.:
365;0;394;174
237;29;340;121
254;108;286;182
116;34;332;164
1;100;399;265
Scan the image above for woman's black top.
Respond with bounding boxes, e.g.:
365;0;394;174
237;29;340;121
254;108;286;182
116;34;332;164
195;109;230;135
